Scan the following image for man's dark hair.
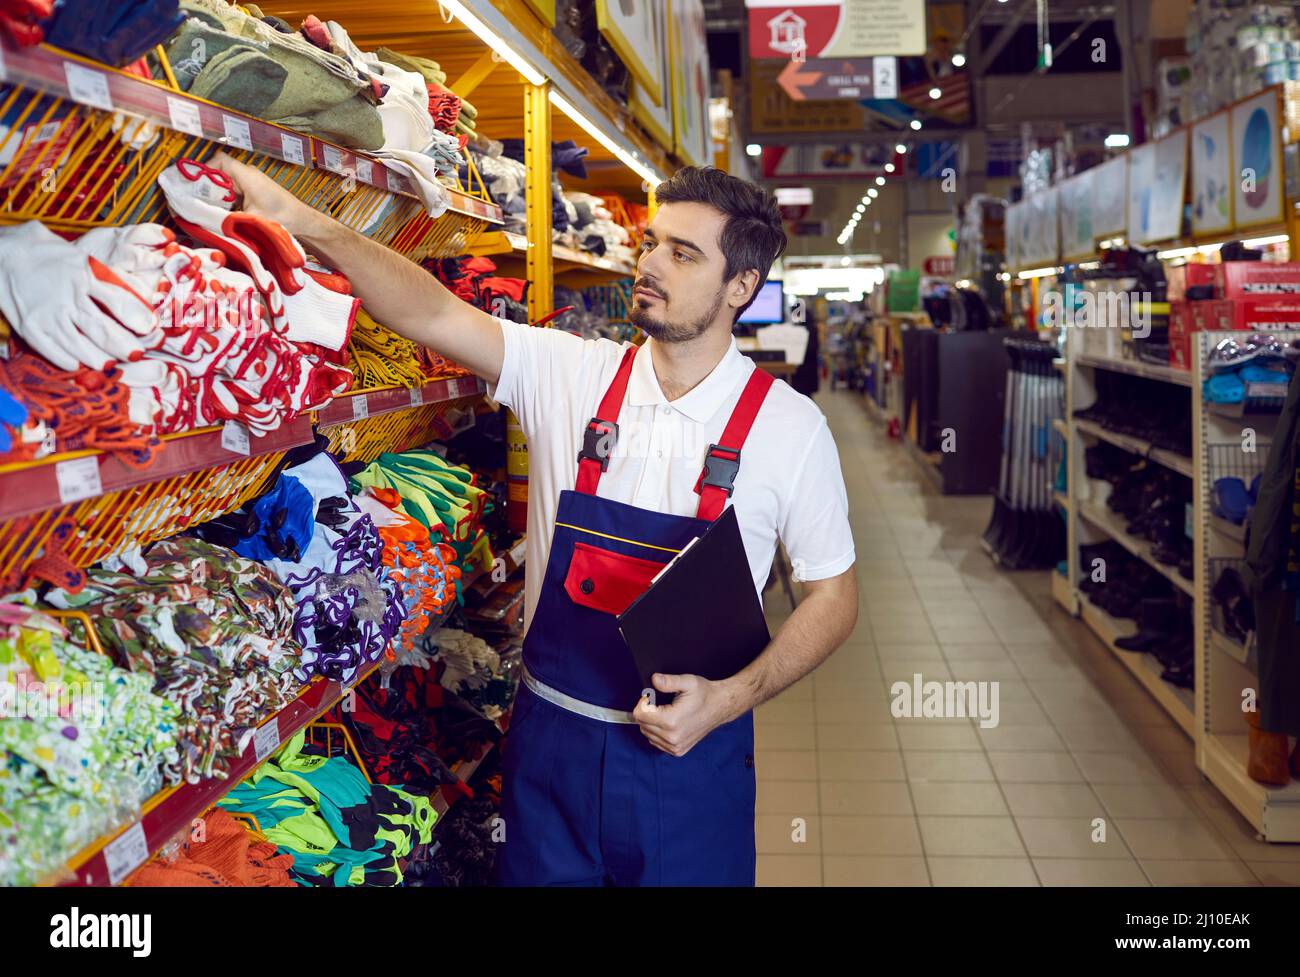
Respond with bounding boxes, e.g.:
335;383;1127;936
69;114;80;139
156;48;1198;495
654;166;787;320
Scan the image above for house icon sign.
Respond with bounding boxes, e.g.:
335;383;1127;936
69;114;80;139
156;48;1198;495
768;9;807;55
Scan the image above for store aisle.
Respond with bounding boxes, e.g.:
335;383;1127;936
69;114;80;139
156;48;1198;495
755;390;1300;887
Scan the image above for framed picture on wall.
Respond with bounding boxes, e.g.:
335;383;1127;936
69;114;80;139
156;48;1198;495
1191;110;1233;235
1149;127;1188;243
1058;169;1095;262
1091;154;1127;240
1126;141;1156;244
670;0;711;168
597;0;664;106
630;0;673;150
1230;87;1286;230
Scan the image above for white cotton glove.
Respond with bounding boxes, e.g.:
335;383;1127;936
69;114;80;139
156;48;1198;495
0;221;159;371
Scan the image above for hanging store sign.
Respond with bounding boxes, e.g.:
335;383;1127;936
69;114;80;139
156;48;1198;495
745;0;927;59
749;59;870;134
762;143;892;178
776;57;898;101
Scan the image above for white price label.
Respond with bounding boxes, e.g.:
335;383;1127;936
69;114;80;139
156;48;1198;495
449;378;464;398
221;420;250;456
409;386;424;407
280;133;306;165
65;63;113;111
352;396;369;420
55;456;103;504
323;145;346;173
166;96;203;136
355;158;374;184
104;821;148;886
222;115;253;151
0;40;8;80
253;719;280;761
510;538;527;566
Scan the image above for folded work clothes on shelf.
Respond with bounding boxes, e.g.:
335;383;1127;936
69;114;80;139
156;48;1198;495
45;537;305;785
163;0;385;151
46;0;186;67
127;806;297;886
238;450;405;686
218;729;435;886
353;487;460;662
0;601;179;886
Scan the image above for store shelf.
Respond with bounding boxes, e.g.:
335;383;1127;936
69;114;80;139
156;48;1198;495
0;39;501;224
1074;418;1194;478
433;741;496;820
315;376;485;428
1201;733;1300;842
1078;596;1195;736
1052;418;1070;439
1210;514;1249;552
1051;568;1078;615
1075;352;1193;387
0;414;312;524
63;659;383;887
1210;627;1257;672
1076;500;1196;598
1208;401;1286;420
1052;491;1070;511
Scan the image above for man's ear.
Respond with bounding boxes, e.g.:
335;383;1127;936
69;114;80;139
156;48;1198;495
728;269;760;313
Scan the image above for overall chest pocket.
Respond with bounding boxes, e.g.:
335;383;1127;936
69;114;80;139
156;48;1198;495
563;541;669;616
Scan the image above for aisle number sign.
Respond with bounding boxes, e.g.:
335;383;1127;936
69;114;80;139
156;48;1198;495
746;0;927;59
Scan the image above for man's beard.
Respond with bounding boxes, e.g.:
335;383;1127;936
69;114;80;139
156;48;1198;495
630;290;724;343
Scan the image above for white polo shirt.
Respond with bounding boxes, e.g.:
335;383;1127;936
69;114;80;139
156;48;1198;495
489;318;855;634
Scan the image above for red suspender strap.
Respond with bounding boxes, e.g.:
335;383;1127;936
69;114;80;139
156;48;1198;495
694;366;775;520
574;343;639;495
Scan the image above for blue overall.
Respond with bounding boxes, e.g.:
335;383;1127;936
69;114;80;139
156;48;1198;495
494;345;774;886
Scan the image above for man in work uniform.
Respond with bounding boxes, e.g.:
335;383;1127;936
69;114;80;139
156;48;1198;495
213;155;860;885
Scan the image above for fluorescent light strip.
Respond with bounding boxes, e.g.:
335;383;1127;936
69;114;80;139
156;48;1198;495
1017;265;1063;279
1243;233;1289;248
439;0;545;86
549;91;661;185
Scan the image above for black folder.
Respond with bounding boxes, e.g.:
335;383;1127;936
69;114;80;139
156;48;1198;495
617;505;770;696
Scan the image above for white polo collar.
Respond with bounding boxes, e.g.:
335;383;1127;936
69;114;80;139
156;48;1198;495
626;337;752;423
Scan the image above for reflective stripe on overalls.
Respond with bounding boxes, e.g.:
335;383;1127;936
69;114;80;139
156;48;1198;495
495;343;774;886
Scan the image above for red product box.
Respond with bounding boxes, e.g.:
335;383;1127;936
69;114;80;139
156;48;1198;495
1169;263;1216;301
1189;300;1214;333
1207;297;1300;330
1215;262;1300;300
1168;301;1192;370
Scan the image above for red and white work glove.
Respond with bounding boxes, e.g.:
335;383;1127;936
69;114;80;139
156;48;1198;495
0;221;160;371
158;159;359;351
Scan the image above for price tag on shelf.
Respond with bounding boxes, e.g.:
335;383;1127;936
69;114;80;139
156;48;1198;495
104;821;148;886
352;396;369;420
55;456;102;505
510;538;527;566
280;133;306;166
65;63;113;112
222;115;253;151
221;420;250;456
166;97;203;137
355;158;374;184
323;144;346;174
409;386;424;407
253;718;280;761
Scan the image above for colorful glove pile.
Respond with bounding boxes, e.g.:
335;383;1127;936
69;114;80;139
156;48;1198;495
46;537;305;784
237;451;405;686
354;486;461;661
349;450;492;570
0;603;179;886
425;628;516;722
348;308;427;389
425;255;528;324
218;729;436;887
127;807;297;887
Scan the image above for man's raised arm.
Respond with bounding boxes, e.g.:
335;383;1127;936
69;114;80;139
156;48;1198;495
211;151;506;385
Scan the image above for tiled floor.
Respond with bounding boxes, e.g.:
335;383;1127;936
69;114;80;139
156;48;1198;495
755;389;1300;887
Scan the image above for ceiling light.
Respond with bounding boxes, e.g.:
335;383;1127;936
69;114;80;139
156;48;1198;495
868;188;878;198
909;119;923;130
885;163;895;173
746;143;762;157
1104;133;1130;148
549;91;661;185
875;176;886;186
840;256;851;267
855;204;865;213
438;0;545;85
896;143;907;154
861;195;870;203
929;87;941;100
952;53;966;68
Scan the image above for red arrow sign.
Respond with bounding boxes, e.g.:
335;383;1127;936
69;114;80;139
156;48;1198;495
778;60;824;101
